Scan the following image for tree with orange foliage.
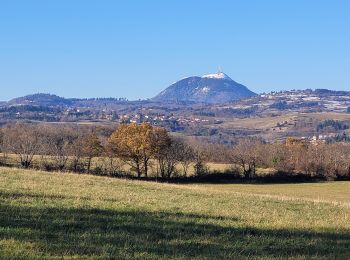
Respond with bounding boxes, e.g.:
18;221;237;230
108;123;154;177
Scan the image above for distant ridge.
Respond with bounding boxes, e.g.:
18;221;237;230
152;72;256;103
5;93;129;107
8;93;72;106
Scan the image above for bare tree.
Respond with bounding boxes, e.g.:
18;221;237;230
2;124;41;168
193;149;208;176
231;138;263;179
68;133;85;173
323;143;350;179
0;128;7;165
40;126;73;171
0;128;3;151
82;132;103;173
175;139;195;177
153;131;185;179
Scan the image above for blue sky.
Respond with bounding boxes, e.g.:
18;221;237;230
0;0;349;100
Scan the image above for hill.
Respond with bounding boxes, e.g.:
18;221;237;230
152;72;256;103
8;93;73;107
0;168;349;258
6;93;132;107
1;89;350;143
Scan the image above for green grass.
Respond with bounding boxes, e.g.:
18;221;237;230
0;168;349;259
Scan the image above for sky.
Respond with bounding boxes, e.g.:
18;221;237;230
0;0;349;101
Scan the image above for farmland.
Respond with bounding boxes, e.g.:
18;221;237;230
0;168;349;259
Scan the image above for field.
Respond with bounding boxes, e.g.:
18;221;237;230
0;168;349;259
221;112;350;129
217;111;350;141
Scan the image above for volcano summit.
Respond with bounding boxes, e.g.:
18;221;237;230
152;72;256;103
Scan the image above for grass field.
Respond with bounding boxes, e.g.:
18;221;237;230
220;112;350;130
0;168;349;259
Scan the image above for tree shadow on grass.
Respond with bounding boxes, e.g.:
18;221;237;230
0;193;349;258
131;171;336;185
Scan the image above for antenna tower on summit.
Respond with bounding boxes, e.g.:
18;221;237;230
218;66;222;73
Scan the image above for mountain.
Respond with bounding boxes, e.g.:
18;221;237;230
5;93;132;108
152;72;256;103
8;93;73;107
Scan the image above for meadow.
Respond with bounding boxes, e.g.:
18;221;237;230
0;167;349;259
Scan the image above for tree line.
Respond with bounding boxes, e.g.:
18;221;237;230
0;123;349;181
0;123;199;178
